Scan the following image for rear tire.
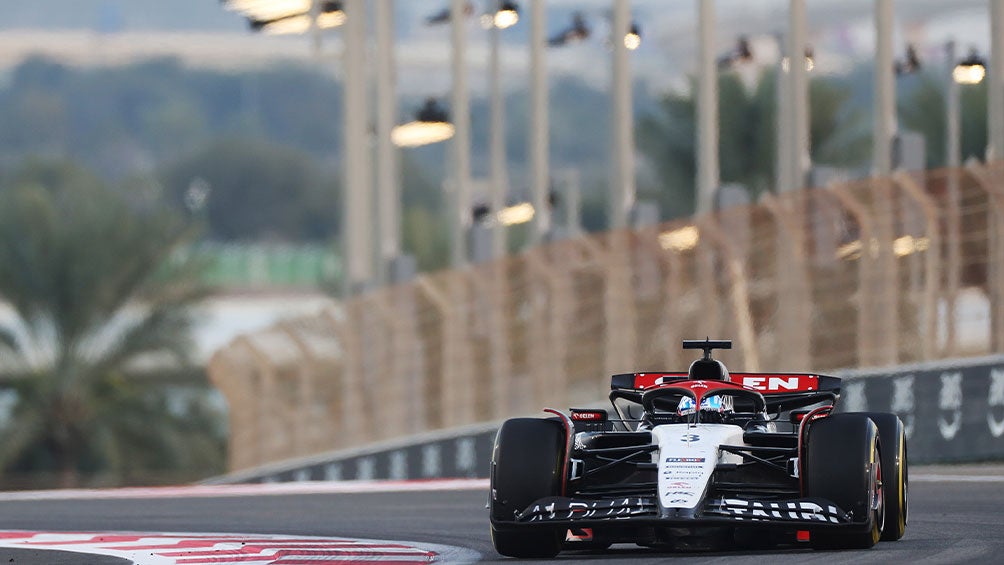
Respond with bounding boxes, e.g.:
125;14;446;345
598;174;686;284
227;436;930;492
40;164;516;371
489;418;565;558
852;412;908;541
804;413;884;549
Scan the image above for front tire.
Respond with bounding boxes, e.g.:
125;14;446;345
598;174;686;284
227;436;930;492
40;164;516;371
804;413;884;549
489;418;565;558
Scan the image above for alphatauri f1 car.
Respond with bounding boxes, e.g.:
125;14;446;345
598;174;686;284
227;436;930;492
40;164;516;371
489;340;907;557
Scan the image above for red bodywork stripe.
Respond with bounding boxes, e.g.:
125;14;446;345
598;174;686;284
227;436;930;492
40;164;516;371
544;408;574;496
632;373;688;388
797;405;833;495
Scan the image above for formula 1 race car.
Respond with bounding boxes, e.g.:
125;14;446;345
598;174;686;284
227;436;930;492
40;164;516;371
489;340;908;558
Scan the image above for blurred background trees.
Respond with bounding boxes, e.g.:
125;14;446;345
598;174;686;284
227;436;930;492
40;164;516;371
637;68;870;218
0;160;223;487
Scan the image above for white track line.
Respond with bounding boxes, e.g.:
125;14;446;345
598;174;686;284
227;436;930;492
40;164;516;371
0;478;490;502
911;474;1004;482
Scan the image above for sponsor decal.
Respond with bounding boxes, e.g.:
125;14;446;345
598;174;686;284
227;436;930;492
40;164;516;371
665;457;705;463
843;380;868;412
356;456;376;481
669;498;689;504
988;369;1004;438
680;434;701;442
421;444;442;477
734;375;818;392
690;381;709;389
389;450;407;480
523;497;656;522
938;372;963;440
571;411;606;421
324;463;343;481
665;491;695;496
891;375;915;438
455;437;476;473
664;481;693;489
710;499;847;524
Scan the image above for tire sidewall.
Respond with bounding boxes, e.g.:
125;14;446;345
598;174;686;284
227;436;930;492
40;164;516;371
848;411;908;541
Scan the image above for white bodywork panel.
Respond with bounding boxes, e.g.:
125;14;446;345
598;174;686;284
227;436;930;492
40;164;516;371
651;424;746;510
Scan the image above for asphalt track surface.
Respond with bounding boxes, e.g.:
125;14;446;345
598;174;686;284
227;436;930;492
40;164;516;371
0;467;1001;564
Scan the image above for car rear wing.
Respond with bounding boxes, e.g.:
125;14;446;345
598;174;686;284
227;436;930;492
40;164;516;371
610;372;842;412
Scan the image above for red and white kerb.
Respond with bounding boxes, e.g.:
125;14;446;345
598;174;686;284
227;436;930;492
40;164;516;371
0;531;442;564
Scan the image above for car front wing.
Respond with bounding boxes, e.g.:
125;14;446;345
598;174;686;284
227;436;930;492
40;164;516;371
510;495;856;529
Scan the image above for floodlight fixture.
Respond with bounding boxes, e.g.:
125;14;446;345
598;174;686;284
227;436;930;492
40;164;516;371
624;22;641;50
895;43;921;75
493;1;519;29
717;35;753;69
392;98;456;147
954;48;987;85
548;12;590;46
240;0;345;34
426;1;473;26
250;10;345;34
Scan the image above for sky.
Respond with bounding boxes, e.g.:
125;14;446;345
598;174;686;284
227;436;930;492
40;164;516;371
0;1;994;95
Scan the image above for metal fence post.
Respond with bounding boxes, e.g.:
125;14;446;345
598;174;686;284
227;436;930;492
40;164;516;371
892;172;942;361
826;183;875;366
325;307;367;446
761;193;811;370
604;231;637;378
697;218;760;371
964;161;1004;352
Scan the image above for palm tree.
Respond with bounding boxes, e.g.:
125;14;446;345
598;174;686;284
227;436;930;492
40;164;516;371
0;160;217;487
637;68;869;219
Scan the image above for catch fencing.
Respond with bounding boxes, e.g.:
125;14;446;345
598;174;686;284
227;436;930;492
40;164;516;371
208;163;1004;472
204;355;1004;484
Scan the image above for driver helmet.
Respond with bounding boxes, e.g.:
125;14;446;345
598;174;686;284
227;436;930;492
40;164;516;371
677;394;735;419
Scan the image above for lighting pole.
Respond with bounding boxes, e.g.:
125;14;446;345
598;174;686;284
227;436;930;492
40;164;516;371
872;0;897;366
873;0;896;176
696;0;718;214
787;0;809;192
610;0;636;229
342;0;372;294
375;0;400;284
450;0;472;268
489;4;511;259
308;0;322;57
946;40;961;355
529;0;550;245
775;32;792;193
947;42;962;172
990;0;1004;161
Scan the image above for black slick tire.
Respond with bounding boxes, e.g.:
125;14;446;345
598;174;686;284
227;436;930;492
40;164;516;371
804;413;884;549
851;412;908;541
489;418;566;558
